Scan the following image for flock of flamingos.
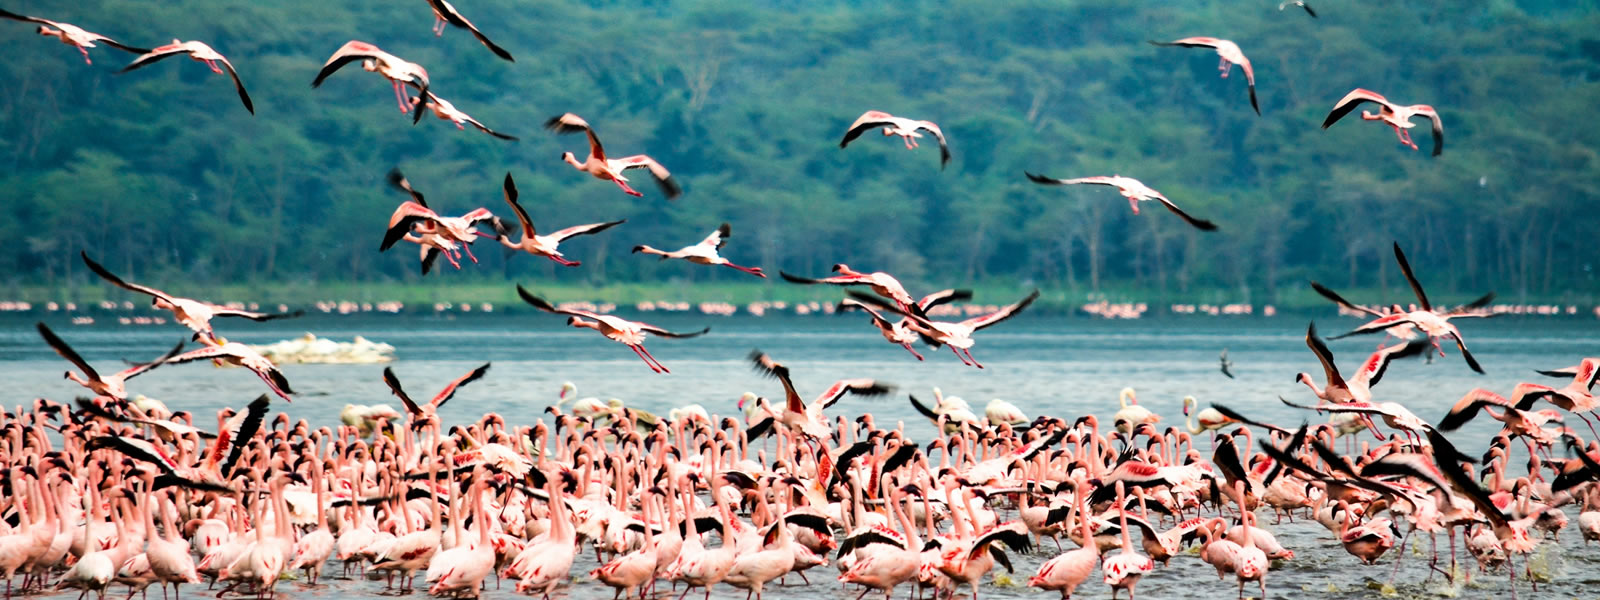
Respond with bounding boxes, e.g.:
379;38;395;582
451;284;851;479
3;2;1596;600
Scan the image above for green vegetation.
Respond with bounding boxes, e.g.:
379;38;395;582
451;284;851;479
1;1;1596;308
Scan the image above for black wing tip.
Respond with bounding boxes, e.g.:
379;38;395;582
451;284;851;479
1023;171;1058;184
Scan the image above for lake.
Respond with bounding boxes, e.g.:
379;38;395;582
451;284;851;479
4;311;1598;599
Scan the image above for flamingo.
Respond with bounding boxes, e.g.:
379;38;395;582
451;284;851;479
1280;1;1317;17
1295;322;1428;406
409;91;517;139
1323;88;1444;155
517;286;709;373
837;298;926;360
838;110;951;169
843;288;1040;368
1024;173;1218;231
381;363;491;430
165;340;296;402
509;471;577;597
379;169;498;269
1148;37;1260;114
985;399;1028;427
35;322;181;403
545;113;682;199
1028;475;1099;598
632;223;766;278
589;493;658;600
289;460;336;584
1226;482;1270;599
492;172;624;266
1279;396;1430;446
1100;482;1154;600
780;264;922;317
119;39;253;113
425;471;497;596
312;40;430;113
1114;388;1160;434
422;0;513;61
0;9;149;64
1182;396;1234;443
747;350;895;440
81;252;304;343
1329;243;1487;373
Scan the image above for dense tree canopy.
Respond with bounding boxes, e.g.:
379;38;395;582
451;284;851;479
2;0;1596;307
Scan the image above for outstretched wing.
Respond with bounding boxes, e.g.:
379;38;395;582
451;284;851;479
962;289;1040;331
1155;196;1219;231
1322;88;1391;129
432;363;491;409
425;0;514;62
839;110;897;148
1392;242;1432;311
813;378;896;410
81;252;176;304
381;367;425;417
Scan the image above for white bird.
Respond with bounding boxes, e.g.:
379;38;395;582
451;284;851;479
1113;388;1161;433
839;110;951;169
985;399;1028;427
632;223;766;278
1025;173;1218;231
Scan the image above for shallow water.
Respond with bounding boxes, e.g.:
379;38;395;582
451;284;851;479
4;312;1598;599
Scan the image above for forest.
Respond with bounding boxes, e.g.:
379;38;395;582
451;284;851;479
1;0;1597;308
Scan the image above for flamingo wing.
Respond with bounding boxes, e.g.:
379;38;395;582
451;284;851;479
499;172;536;239
1392;242;1433;311
112;339;186;381
425;0;514;62
1309;281;1386;317
0;8;57;27
699;223;731;250
1322;88;1391;129
86;435;179;472
81;252;178;304
838;298;896;329
117;42;190;73
1154;196;1219;231
212;394;271;477
311;41;392;87
916;121;952;169
612;155;682;199
544;113;606;161
1411;105;1445;156
1424;429;1511;530
839;111;897;148
387;169;429;207
36;322;100;382
1304;323;1347;388
431;363;491;409
547;219;625;242
749;350;806;415
211;307;307;322
515;285;600;320
381;367;426;418
813;378;896;410
1329;313;1419;340
212;54;254;114
1024;172;1119;187
917;288;973;311
638;324;710;339
1353;339;1429;388
1148;37;1224;49
962;289;1040;331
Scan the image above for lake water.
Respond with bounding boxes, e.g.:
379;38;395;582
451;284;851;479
5;312;1599;599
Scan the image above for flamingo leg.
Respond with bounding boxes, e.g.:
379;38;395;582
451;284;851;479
546;255;581;267
433;17;447;36
1218;57;1231;78
629;345;663;373
203;59;222;74
462;242;479;264
611;178;643;197
78;45;93;64
948;347;972;366
962;348;985;369
639;345;671;373
902;343;925;361
392;81;410;114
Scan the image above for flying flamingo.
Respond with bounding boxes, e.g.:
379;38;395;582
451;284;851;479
1322;88;1444;156
379;169;497;269
381;363;491;430
1024;173;1218;231
839;111;951;169
780;264;922;317
1280;1;1317;17
837;298;926;360
1295;322;1428;405
165;340;296;402
844;288;1040;368
1148;37;1260;114
408;91;517;139
631;223;766;278
81;252;304;343
747;350;895;440
119;40;253;113
545;113;682;199
516;285;708;373
0;9;149;64
422;0;513;61
492;173;623;266
36;322;181;403
312;40;430;114
1329;242;1487;373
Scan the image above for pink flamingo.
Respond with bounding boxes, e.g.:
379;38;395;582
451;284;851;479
0;9;149;64
838;110;951;169
517;286;708;374
422;0;513;61
312;40;430;113
1025;173;1218;231
1323;88;1444;155
546;113;682;199
632;223;767;278
119;40;253;113
1149;37;1260;114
